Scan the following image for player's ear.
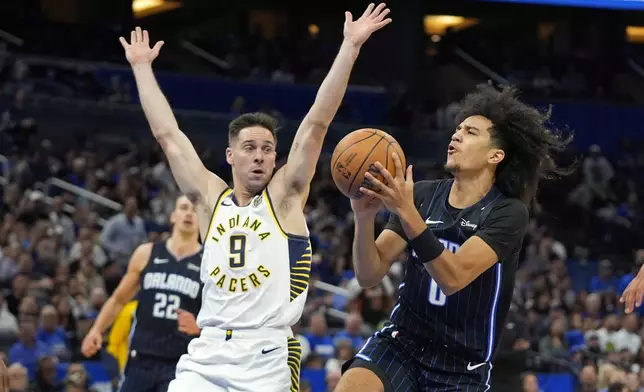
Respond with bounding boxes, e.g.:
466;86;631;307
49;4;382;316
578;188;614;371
488;148;505;165
169;210;177;225
226;147;233;166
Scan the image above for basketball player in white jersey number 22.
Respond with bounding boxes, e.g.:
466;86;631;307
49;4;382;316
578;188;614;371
119;3;391;391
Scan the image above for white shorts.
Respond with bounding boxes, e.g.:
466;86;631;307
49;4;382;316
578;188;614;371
168;327;302;392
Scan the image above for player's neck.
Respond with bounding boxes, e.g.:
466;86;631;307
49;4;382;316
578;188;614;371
230;185;261;206
167;235;200;258
449;171;494;209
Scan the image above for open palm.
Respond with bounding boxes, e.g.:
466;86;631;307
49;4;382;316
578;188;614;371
119;26;164;66
344;3;392;47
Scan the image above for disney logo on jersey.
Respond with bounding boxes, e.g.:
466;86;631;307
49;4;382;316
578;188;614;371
460;219;478;230
210;214;272;243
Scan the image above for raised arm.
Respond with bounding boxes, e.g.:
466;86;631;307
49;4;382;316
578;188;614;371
278;4;391;195
119;28;227;204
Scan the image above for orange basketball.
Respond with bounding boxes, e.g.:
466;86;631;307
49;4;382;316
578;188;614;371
330;128;406;199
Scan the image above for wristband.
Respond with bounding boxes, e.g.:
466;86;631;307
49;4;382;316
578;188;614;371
409;228;445;264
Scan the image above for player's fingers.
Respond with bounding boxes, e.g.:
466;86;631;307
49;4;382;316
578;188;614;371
373;8;390;23
373;162;395;186
359;187;384;201
130;30;136;44
375;18;393;29
391;153;404;179
362;3;375;18
364;172;391;195
345;11;353;24
119;37;129;49
625;293;634;313
372;3;387;19
636;291;643;308
136;26;143;42
143;29;149;44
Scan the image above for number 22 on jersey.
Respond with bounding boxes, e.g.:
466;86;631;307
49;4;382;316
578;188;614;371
153;293;180;320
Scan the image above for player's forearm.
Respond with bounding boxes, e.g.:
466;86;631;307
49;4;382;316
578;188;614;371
92;297;126;334
398;207;462;295
352;216;387;287
305;40;360;127
132;64;180;139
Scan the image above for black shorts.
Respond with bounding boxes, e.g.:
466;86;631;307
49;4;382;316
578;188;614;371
119;353;177;392
342;324;492;392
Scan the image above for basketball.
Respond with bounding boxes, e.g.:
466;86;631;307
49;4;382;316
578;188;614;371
330;128;406;199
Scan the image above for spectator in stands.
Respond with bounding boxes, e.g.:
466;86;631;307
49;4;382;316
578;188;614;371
6;275;29;317
325;339;355;374
7;363;28;392
539;317;569;358
614;313;641;355
594;314;622;352
326;368;341;392
333;312;364;351
8;319;51;373
68;228;107;269
0;294;18;338
18;297;39;323
36;305;69;361
30;355;60;392
63;362;90;392
99;197;146;268
304;313;334;360
589;260;619;294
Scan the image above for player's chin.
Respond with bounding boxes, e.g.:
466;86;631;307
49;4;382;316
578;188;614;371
444;159;458;173
246;175;269;192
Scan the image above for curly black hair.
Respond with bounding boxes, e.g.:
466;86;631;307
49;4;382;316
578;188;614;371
454;84;575;205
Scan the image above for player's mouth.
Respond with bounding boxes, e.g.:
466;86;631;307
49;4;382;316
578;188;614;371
251;168;264;175
183;220;193;226
447;144;458;155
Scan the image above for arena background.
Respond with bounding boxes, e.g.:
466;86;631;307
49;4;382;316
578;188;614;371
1;0;644;391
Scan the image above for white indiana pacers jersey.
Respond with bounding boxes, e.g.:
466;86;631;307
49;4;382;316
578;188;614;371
197;188;311;330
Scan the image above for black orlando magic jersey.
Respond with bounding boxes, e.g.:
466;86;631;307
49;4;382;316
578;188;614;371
386;179;528;362
129;241;203;360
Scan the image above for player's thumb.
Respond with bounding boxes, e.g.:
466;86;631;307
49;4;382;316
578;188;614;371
406;165;413;183
177;308;186;315
345;11;353;24
152;41;164;55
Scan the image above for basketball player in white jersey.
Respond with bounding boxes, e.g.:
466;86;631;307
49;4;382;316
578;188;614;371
119;3;391;391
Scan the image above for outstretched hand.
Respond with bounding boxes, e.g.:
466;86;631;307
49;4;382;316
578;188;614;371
119;26;164;66
621;273;644;314
344;3;392;47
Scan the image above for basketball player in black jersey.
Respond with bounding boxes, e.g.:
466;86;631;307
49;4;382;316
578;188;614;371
336;85;573;392
81;195;203;392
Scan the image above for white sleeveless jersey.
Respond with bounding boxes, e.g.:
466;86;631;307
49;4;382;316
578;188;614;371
197;188;311;330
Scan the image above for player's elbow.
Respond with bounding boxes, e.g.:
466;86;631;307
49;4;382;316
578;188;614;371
355;274;382;289
435;272;472;296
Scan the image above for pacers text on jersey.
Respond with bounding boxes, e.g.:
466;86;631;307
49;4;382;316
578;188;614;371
209;264;271;293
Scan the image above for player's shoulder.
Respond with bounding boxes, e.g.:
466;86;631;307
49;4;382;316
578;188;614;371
412;179;447;205
485;194;529;226
129;242;156;270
